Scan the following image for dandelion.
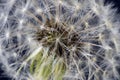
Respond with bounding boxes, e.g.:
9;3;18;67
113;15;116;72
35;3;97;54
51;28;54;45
0;0;120;80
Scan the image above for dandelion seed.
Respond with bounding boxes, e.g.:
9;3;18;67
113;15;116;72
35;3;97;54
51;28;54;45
5;30;10;39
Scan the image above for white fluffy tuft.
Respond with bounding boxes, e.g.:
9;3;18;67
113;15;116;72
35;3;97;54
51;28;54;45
0;0;120;80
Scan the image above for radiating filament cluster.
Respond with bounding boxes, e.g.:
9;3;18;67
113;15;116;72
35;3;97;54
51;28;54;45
0;0;120;80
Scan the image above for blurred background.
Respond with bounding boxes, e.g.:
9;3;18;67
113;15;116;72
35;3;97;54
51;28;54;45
0;0;120;80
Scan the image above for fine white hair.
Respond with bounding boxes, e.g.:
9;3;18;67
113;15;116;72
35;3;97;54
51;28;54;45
0;0;120;80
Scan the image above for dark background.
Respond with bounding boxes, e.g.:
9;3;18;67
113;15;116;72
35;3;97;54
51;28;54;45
0;0;120;80
105;0;120;12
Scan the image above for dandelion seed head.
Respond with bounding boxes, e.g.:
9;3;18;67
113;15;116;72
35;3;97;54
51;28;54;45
0;0;120;80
